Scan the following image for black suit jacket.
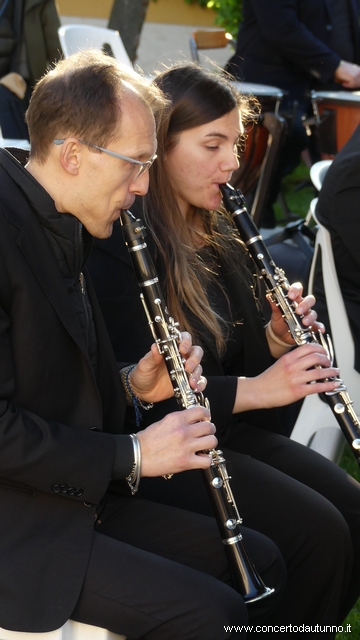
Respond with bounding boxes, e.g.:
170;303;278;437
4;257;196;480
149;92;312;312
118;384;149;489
314;123;360;373
227;0;360;102
0;152;129;631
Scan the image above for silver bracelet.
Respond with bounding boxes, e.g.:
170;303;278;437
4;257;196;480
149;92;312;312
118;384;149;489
126;433;142;495
266;322;292;349
120;364;154;427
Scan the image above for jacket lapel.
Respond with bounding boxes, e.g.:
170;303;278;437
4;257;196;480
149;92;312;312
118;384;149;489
16;211;93;364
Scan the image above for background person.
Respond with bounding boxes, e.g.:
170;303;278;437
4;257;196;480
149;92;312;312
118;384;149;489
313;123;360;375
226;0;360;228
88;62;359;637
0;0;62;139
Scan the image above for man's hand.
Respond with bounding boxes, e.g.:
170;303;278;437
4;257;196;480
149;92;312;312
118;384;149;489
334;60;360;88
137;406;216;477
128;332;206;403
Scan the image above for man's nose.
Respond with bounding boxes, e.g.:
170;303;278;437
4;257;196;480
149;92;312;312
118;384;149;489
130;170;150;196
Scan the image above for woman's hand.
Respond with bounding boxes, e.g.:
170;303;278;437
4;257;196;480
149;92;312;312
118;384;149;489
266;282;325;357
128;332;206;403
233;343;340;413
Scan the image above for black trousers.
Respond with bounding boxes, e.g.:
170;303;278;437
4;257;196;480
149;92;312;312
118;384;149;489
70;494;285;640
135;427;356;639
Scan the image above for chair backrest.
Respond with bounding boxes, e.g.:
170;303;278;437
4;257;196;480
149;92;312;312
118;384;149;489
289;200;347;462
0;619;126;639
250;111;287;226
189;29;234;64
58;25;132;68
308;204;360;414
309;159;333;192
290;165;360;462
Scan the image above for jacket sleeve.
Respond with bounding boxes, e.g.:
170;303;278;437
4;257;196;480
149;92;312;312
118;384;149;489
39;0;62;63
204;375;238;436
0;275;133;505
249;0;341;82
316;154;360;270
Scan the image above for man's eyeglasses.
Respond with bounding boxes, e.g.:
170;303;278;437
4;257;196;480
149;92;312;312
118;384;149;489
54;139;157;181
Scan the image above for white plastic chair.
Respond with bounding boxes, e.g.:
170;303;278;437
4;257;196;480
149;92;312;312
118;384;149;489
0;620;126;639
58;25;132;67
309;207;360;413
0;138;30;150
309;159;333;192
290;160;360;461
290;200;344;461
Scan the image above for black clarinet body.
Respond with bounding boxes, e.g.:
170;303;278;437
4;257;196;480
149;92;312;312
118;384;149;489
220;182;360;465
119;208;274;603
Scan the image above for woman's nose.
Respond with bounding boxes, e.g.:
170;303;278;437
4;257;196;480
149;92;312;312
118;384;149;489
221;148;239;172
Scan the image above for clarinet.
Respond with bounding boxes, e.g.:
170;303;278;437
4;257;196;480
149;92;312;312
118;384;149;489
119;209;274;603
220;182;360;465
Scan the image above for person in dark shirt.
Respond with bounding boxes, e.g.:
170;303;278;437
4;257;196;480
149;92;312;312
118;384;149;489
226;0;360;227
313;123;360;374
0;0;62;138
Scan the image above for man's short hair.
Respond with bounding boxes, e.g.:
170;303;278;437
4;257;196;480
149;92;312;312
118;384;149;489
26;50;167;163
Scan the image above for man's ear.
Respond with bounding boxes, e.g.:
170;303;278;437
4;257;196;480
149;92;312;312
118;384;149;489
58;139;82;176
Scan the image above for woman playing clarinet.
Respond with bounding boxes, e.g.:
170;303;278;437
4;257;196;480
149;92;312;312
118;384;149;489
88;63;360;637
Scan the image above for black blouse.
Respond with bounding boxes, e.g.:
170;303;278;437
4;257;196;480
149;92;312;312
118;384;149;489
88;214;283;440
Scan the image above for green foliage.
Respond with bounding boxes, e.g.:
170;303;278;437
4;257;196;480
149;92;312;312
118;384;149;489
208;0;242;38
336;598;360;639
272;160;313;222
183;0;209;6
183;0;242;39
339;443;360;482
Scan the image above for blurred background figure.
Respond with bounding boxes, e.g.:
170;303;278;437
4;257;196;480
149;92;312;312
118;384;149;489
226;0;360;228
0;0;62;139
313;123;360;375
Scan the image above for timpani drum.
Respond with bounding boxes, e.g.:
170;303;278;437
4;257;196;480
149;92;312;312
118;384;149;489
230;81;284;194
311;90;360;156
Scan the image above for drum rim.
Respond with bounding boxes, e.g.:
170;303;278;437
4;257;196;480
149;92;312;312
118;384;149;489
232;80;283;98
311;89;360;105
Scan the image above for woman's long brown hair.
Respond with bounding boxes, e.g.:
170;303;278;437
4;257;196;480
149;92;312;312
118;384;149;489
144;63;260;353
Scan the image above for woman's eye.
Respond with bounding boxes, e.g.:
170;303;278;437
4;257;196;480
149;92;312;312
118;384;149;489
206;146;219;151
